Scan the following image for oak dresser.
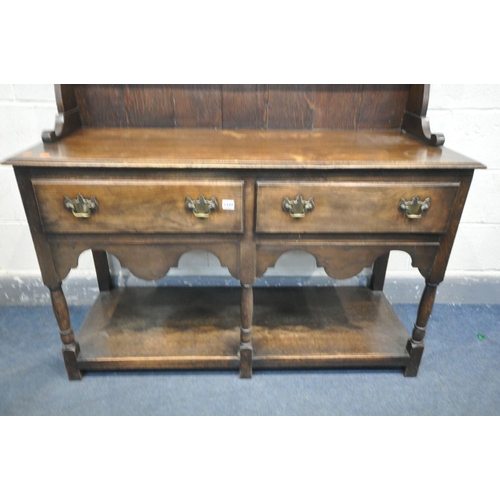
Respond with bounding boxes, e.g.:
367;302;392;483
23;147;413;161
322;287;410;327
3;84;485;380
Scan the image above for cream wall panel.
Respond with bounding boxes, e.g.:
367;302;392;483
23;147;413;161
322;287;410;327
461;170;500;224
12;84;55;102
427;109;500;170
447;224;500;271
429;84;500;110
0;102;56;159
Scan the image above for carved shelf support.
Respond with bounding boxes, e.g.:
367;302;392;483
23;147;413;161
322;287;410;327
42;85;82;143
402;84;445;147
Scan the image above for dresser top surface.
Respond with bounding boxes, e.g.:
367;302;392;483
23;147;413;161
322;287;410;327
4;128;484;169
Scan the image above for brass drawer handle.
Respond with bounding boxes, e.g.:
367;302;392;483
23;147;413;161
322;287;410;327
186;194;218;219
399;196;431;219
63;194;99;218
282;195;314;219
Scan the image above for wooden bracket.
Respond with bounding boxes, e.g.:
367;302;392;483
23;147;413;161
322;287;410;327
402;84;445;147
42;85;82;143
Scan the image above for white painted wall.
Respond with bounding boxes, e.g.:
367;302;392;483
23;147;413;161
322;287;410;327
1;84;499;282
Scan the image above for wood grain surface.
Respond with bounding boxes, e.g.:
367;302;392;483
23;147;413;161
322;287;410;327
75;287;410;371
252;287;410;369
5;128;484;169
66;84;412;131
76;287;240;370
33;178;243;234
256;181;459;234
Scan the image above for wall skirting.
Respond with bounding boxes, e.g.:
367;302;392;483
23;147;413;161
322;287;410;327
1;272;499;306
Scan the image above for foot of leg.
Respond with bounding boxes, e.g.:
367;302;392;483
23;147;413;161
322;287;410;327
239;338;253;379
404;339;424;377
49;284;82;380
62;345;82;381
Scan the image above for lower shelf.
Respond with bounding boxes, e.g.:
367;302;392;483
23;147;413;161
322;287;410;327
76;287;241;371
252;287;410;369
75;287;411;372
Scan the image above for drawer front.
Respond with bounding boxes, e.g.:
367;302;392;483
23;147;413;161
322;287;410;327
256;181;459;234
33;179;244;234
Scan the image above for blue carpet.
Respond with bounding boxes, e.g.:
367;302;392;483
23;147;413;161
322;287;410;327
0;303;499;415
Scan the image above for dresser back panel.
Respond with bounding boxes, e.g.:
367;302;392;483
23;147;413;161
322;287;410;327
72;84;411;130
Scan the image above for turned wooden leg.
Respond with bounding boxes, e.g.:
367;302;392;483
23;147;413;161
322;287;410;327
404;282;438;377
239;284;253;379
370;252;390;291
49;284;82;381
92;250;113;292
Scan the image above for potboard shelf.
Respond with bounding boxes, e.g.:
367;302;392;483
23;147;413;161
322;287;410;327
75;287;410;372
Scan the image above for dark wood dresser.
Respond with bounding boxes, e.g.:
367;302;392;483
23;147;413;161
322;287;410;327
3;84;485;380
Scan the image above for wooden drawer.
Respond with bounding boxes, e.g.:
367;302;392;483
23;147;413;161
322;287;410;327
33;178;244;234
256;181;459;234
